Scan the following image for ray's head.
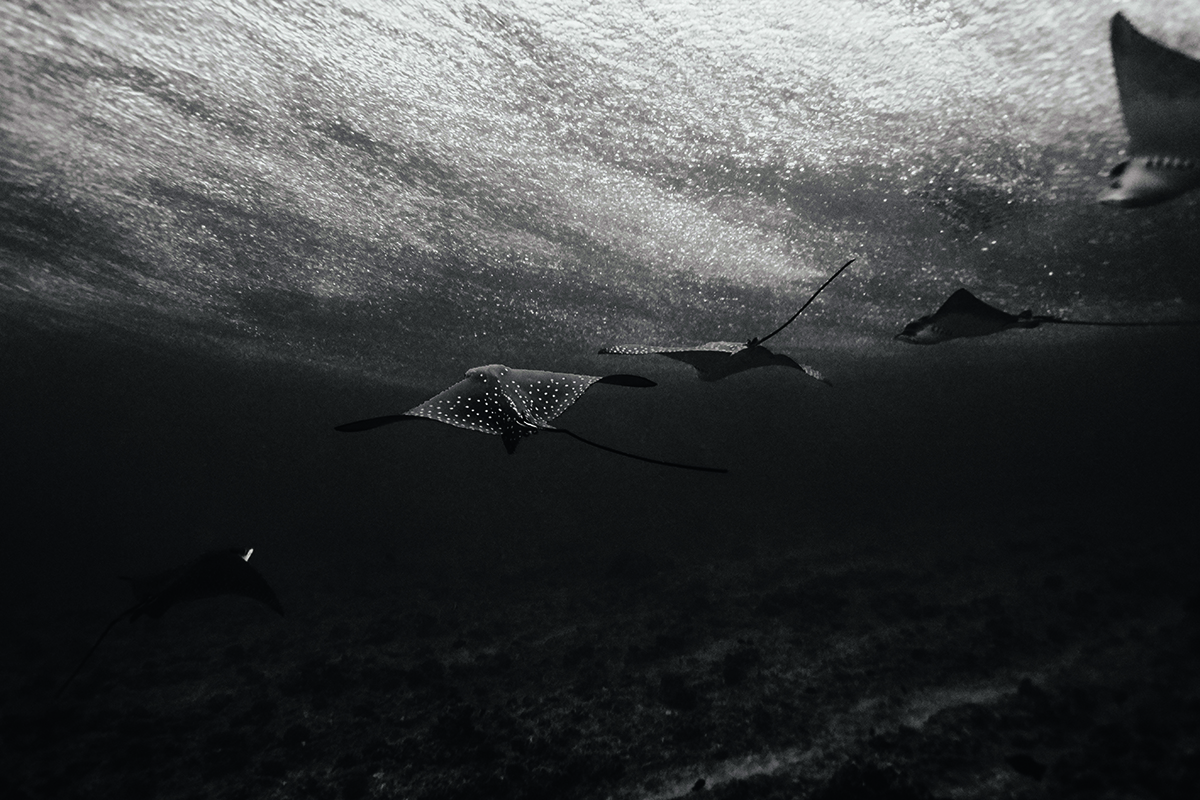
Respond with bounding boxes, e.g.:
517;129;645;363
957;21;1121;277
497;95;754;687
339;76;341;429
465;364;508;382
894;316;947;345
1098;157;1200;207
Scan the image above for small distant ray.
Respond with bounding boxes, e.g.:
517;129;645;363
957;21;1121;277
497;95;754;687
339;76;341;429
600;259;855;381
1099;13;1200;207
335;364;726;473
895;289;1038;344
895;288;1200;344
57;547;284;698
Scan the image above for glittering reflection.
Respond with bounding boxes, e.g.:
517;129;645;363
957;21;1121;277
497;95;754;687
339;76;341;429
1;0;1199;380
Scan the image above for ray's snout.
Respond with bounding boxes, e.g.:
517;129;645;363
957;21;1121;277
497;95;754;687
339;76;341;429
894;318;941;344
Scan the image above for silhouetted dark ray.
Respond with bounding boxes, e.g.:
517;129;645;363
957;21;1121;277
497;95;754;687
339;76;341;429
57;547;284;698
1099;13;1200;207
335;364;726;472
895;288;1200;344
600;259;854;381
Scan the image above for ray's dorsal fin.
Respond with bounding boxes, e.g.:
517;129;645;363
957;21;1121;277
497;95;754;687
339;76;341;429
752;258;856;346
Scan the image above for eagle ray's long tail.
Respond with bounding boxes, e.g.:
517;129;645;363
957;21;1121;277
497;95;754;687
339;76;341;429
756;259;857;346
55;609;133;699
1036;316;1200;327
551;429;727;473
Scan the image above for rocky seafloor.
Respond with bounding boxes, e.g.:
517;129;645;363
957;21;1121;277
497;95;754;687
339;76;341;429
3;501;1198;800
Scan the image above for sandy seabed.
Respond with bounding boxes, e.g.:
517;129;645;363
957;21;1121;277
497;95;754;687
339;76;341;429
4;500;1198;800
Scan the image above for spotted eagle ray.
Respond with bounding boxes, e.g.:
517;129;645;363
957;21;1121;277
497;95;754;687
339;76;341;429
1099;12;1200;207
335;364;727;473
57;547;284;698
599;259;856;381
895;287;1200;344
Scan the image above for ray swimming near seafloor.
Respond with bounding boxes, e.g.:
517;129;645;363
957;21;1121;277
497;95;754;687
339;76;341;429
56;547;284;698
599;259;855;381
1099;12;1200;207
335;365;727;473
895;288;1200;344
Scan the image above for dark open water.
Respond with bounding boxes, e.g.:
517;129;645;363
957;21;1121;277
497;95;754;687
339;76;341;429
3;1;1200;798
